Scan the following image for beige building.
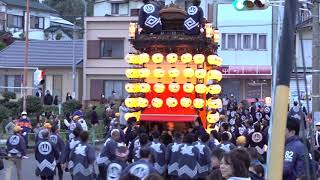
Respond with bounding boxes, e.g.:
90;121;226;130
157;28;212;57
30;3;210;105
83;16;137;102
0;40;83;102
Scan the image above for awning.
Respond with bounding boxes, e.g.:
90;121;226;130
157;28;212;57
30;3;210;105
140;114;198;122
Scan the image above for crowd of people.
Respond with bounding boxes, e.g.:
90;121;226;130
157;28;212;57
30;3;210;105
3;93;319;180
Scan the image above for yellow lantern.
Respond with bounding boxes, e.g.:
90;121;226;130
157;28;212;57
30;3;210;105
124;111;141;121
153;83;165;93
207;112;220;124
139;68;151;78
181;53;193;64
193;98;205;109
168;67;180;78
183;83;194;93
195;84;207;94
207;69;222;82
125;69;140;79
183;68;194;78
125;98;138;108
166;97;178;108
205;23;213;38
125;83;139;93
168;83;180;93
207;84;222;95
152;53;164;64
139;53;150;64
195;69;207;79
207;55;222;67
129;22;137;39
151;98;163;108
180;97;192;108
153;68;165;78
213;29;220;43
138;97;149;108
193;54;205;64
125;54;139;64
139;83;151;93
207;98;222;109
167;53;178;64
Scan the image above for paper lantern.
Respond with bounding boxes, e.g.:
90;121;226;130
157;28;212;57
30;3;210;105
125;83;139;93
168;83;180;93
129;22;137;39
126;54;139;64
152;98;163;108
193;98;205;109
166;97;178;108
207;55;222;67
195;84;207;94
205;23;213;38
139;68;151;78
183;68;194;78
207;112;220;124
183;83;194;93
152;53;164;64
139;83;151;93
125;98;138;108
168;67;180;78
153;83;165;93
207;70;222;82
138;97;149;108
125;69;140;79
180;97;192;108
139;53;150;64
193;54;205;64
167;53;178;64
207;98;222;109
181;53;193;64
195;69;207;79
125;111;141;121
153;68;165;78
207;84;222;95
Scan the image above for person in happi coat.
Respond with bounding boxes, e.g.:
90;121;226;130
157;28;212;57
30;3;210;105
247;123;267;158
49;125;65;180
69;131;96;180
6;126;27;180
121;147;158;179
106;144;129;180
97;129;121;179
128;126;147;162
147;131;166;175
183;0;205;35
16;111;32;148
61;126;82;178
166;132;183;178
68;115;83;140
170;133;200;180
217;132;236;153
36;123;52;144
194;132;212;179
138;0;162;34
35;129;59;180
133;133;149;162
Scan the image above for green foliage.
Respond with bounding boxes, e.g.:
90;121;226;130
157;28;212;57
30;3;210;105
55;32;63;40
62;100;82;115
18;96;43;115
43;105;59;115
2;91;16;101
85;104;106;121
0;41;7;50
3;101;20;117
0;105;10;124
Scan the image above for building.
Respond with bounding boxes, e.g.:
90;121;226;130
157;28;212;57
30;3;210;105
0;40;83;102
94;0;145;16
217;1;273;101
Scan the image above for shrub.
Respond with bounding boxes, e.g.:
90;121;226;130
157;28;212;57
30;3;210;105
62;100;82;115
3;101;20;117
0;105;10;124
18;96;43;115
1;91;16;102
43;105;59;115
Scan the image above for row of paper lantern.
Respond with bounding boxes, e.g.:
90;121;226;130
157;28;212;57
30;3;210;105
126;53;223;66
125;68;223;80
125;82;222;94
125;97;222;109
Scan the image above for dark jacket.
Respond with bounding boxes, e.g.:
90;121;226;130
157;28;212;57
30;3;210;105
121;159;158;179
35;140;59;177
44;94;53;105
184;5;205;35
139;3;162;34
91;110;98;125
6;134;26;157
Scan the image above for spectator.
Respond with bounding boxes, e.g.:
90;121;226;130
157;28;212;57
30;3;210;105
44;90;53;105
53;95;59;105
16;111;32;148
5;117;17;134
66;92;72;101
119;100;129;129
73;104;84;119
63;113;72;131
90;106;99;125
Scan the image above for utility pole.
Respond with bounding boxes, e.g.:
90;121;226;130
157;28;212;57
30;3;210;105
23;0;30;112
312;0;320;126
72;19;76;99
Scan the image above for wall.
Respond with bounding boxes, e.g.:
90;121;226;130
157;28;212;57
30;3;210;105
296;28;312;68
217;4;273;66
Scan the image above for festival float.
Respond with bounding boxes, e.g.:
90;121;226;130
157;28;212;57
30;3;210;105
124;3;222;129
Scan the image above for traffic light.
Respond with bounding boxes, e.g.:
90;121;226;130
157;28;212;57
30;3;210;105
34;69;45;86
233;0;269;11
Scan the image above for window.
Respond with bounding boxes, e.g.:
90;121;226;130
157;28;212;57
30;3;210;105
111;3;119;15
100;39;124;58
7;14;23;28
5;75;22;93
0;75;4;93
226;34;236;49
258;34;267;50
104;80;128;99
30;16;44;29
242;34;253;49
